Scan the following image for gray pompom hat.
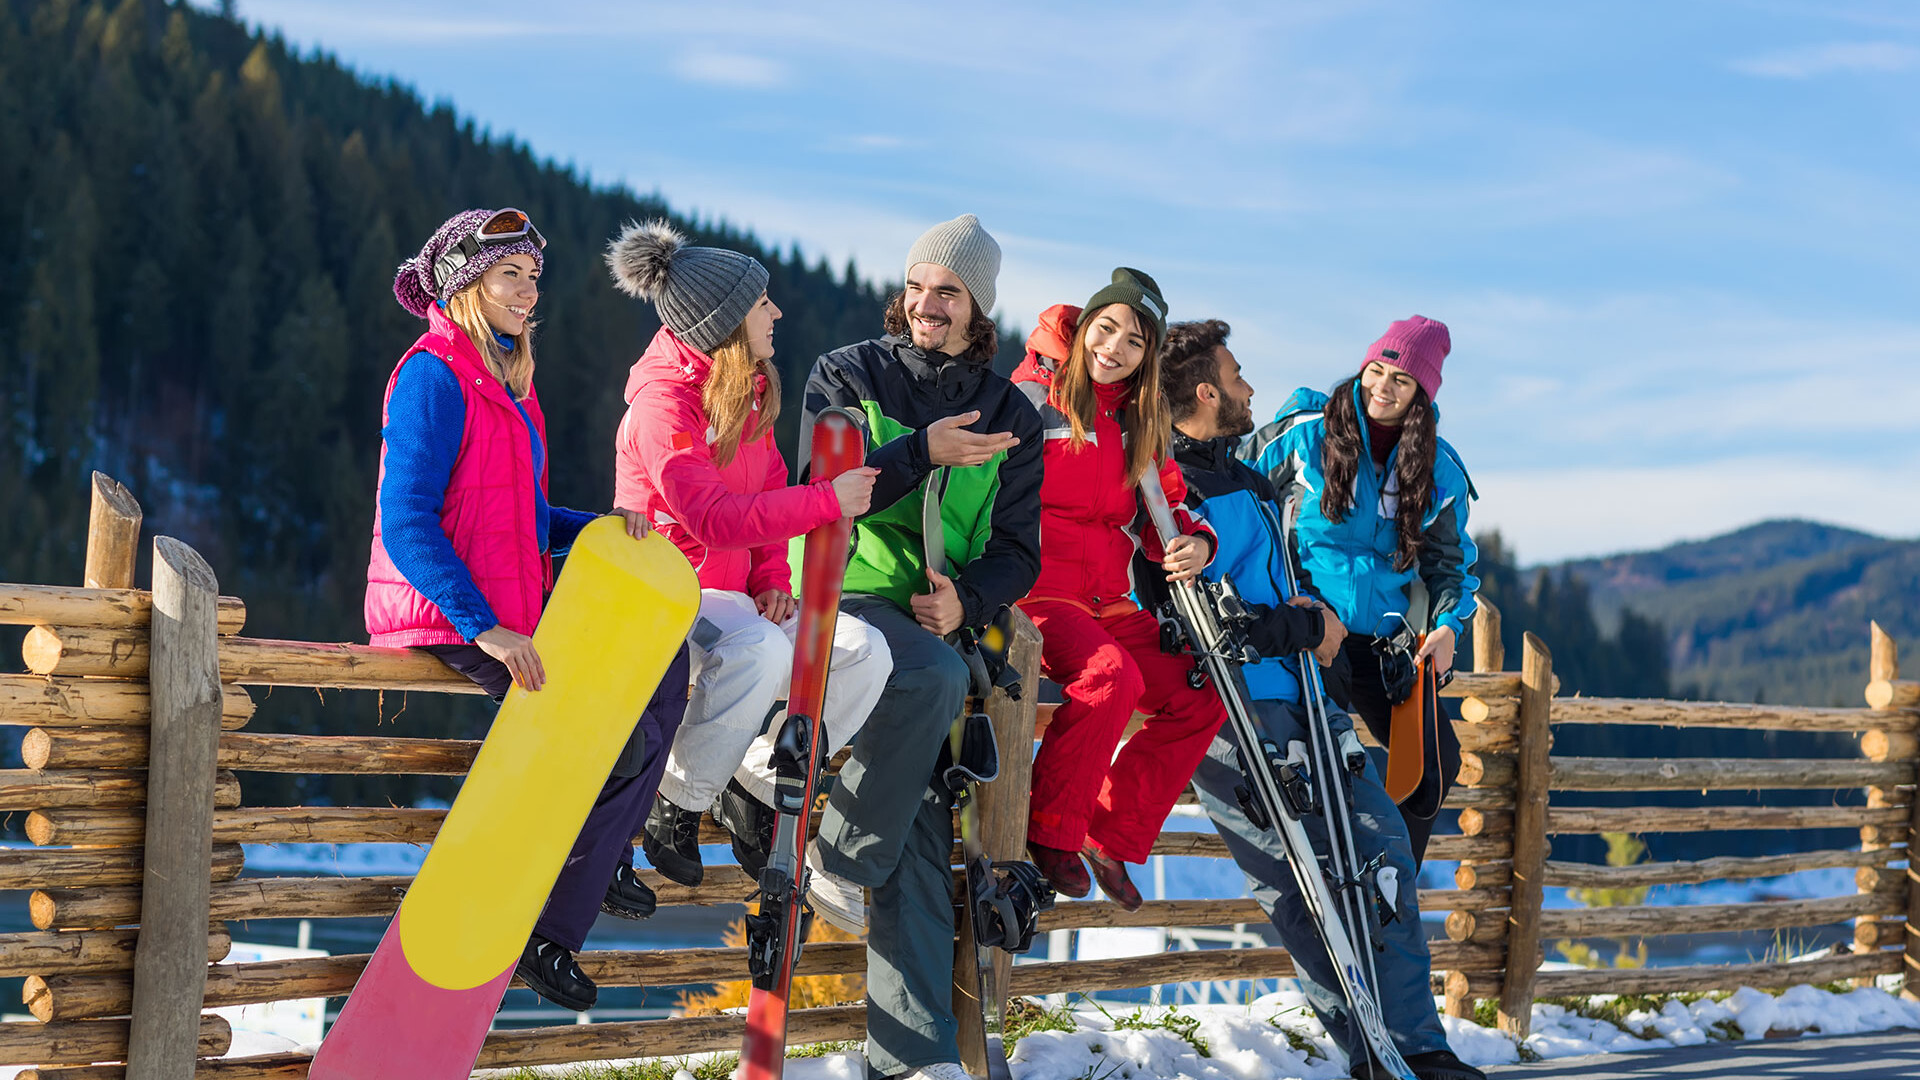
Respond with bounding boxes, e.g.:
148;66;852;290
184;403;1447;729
904;214;1000;319
606;220;769;353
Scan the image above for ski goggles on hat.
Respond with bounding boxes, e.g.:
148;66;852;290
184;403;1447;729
432;208;547;289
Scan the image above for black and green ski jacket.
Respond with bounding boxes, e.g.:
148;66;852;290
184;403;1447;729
799;334;1043;631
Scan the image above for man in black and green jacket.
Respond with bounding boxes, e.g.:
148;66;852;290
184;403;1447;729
798;214;1042;1080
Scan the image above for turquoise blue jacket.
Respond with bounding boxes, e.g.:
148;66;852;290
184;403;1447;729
1238;384;1479;639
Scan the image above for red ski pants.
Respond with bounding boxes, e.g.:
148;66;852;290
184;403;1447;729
1024;600;1227;863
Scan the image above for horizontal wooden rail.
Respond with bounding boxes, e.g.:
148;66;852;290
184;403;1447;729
1457;697;1517;724
0;1014;230;1067
1549;757;1912;792
26;806;447;847
1448;949;1904;1001
0;769;241;811
1542;847;1898;889
32;863;754;929
0;845;244;891
23;630;485;692
1550;697;1917;734
0;676;253;728
26;941;878;1022
1866;679;1920;711
1547;804;1908;835
474;1007;869;1070
0;927;231;978
22;729;481;775
0;585;246;634
1540;891;1900;939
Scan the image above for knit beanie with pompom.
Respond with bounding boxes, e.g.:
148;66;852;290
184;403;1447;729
605;220;769;353
394;208;544;319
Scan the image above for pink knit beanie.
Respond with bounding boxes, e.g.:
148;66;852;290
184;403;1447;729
1362;315;1450;401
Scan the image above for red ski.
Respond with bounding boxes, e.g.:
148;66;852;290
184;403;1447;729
738;407;866;1080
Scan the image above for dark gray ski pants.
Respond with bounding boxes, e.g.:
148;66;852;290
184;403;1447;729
813;594;970;1078
1190;695;1452;1065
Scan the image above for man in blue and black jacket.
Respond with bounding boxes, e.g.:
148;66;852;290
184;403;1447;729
1153;319;1485;1080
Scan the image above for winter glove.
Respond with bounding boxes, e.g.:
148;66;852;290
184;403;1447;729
1244;600;1323;661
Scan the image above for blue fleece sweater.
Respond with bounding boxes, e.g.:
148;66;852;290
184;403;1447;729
379;343;596;641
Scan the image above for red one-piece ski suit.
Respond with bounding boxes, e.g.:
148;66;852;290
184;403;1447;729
1012;305;1228;863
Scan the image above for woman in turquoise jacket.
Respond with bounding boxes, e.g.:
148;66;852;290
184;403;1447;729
1240;315;1478;864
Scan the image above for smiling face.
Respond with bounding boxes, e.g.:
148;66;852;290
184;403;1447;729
476;254;540;336
1360;359;1421;425
1082;303;1148;386
740;292;781;362
903;262;975;355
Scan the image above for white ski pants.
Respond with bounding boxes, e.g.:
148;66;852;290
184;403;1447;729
656;589;892;812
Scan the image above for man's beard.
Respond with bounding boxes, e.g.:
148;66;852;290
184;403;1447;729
1219;394;1255;438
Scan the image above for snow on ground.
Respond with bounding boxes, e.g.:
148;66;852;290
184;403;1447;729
465;978;1920;1080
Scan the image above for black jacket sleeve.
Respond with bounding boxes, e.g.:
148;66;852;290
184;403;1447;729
953;392;1044;630
799;348;931;514
1246;601;1324;660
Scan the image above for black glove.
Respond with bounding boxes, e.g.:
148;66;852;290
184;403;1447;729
1243;600;1324;661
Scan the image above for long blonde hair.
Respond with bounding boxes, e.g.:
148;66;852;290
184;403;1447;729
446;285;535;399
702;319;781;467
1052;305;1166;484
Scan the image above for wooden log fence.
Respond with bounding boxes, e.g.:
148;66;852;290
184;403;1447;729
0;475;1911;1072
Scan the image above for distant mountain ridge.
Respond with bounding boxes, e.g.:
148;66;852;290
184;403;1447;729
1545;521;1920;707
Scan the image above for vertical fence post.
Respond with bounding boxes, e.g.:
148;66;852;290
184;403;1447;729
1860;623;1919;999
126;537;223;1080
1441;598;1508;1019
1472;597;1504;675
1498;632;1552;1037
84;471;143;590
954;610;1042;1077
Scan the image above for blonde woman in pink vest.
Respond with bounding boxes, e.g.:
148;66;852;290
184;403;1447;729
367;208;682;1013
605;221;888;918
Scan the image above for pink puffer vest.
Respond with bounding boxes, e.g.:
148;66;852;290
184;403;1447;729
365;305;551;646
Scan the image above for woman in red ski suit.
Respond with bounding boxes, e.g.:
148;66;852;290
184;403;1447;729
1012;268;1226;911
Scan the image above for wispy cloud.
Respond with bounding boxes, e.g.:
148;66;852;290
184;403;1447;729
671;50;787;89
1730;41;1920;78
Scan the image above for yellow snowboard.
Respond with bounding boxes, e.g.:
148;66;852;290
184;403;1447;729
313;516;698;1079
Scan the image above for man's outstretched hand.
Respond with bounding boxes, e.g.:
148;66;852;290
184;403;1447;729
926;411;1020;467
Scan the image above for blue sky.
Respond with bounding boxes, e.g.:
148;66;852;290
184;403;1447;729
226;0;1920;561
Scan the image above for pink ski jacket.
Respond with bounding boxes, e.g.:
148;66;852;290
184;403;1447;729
366;304;551;647
614;327;841;595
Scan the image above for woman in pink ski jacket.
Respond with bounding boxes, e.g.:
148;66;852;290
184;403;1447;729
606;221;889;907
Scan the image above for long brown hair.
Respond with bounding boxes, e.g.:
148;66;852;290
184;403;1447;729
1320;373;1436;571
446;285;535;398
882;291;1000;366
1053;305;1166;485
700;319;781;467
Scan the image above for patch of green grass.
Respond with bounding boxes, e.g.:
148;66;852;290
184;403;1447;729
1262;1002;1326;1061
1707;1018;1743;1042
1004;995;1079;1048
495;1054;740;1080
1110;1008;1211;1058
1537;991;1717;1033
1470;997;1500;1029
1517;1043;1542;1063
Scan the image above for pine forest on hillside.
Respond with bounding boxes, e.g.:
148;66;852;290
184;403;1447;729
0;0;1019;803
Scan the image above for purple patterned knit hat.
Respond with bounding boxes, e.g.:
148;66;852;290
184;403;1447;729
394;208;546;319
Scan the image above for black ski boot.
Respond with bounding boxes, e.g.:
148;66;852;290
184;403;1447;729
601;861;657;920
714;778;776;879
516;932;596;1012
640;796;706;887
1405;1049;1486;1080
